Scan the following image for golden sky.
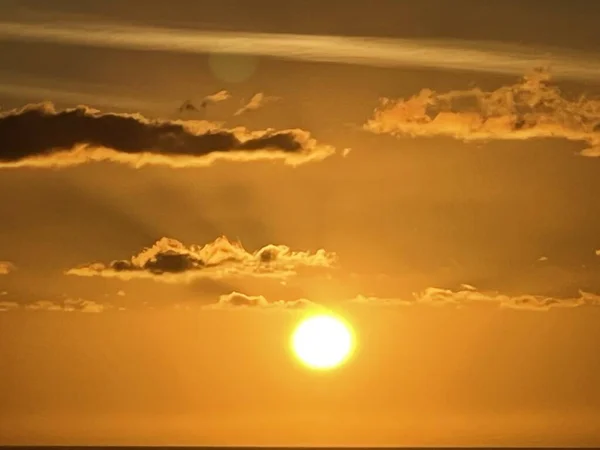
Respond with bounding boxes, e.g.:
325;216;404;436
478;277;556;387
1;0;600;446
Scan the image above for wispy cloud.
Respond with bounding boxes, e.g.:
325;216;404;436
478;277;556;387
202;90;231;106
350;287;600;311
364;69;600;156
0;261;15;275
66;236;338;283
205;291;320;311
0;20;599;80
234;93;279;116
0;103;335;168
0;301;18;312
0;77;171;114
0;298;108;313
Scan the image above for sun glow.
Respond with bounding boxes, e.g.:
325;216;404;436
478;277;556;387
291;314;355;370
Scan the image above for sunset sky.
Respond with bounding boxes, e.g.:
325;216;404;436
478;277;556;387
1;0;600;446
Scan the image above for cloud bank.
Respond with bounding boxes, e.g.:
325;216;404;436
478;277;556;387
66;236;337;282
1;20;599;80
351;286;600;311
4;288;598;313
0;103;335;168
364;69;600;156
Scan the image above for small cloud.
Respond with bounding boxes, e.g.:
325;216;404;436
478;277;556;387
0;301;18;312
205;291;321;311
0;261;15;275
538;256;549;262
116;290;126;296
234;92;279;116
460;283;477;291
202;90;231;106
177;99;201;114
66;236;337;283
595;249;600;256
348;294;413;307
364;68;600;157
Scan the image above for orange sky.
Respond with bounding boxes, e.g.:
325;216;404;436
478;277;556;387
1;0;600;446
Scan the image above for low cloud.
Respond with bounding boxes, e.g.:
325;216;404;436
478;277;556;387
350;287;600;311
0;102;335;168
66;236;338;282
0;261;15;274
205;291;319;311
0;298;108;313
234;93;279;116
364;68;600;156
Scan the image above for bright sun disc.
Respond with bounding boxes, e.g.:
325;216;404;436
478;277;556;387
291;314;354;370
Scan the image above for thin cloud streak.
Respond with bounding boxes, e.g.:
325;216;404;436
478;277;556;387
0;82;170;114
0;21;599;81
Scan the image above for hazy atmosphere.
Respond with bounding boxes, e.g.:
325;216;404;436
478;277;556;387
1;0;600;446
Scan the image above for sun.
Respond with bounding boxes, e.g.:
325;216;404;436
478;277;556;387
291;314;355;370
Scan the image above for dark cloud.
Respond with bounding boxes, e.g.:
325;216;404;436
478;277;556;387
206;291;320;311
66;236;338;282
0;103;335;168
365;68;600;156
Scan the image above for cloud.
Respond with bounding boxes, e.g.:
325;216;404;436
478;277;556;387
234;93;279;116
202;90;231;106
0;261;15;275
0;298;108;313
0;103;335;168
364;69;600;156
0;79;172;114
349;294;413;307
349;287;600;311
66;236;338;283
1;20;599;80
0;301;19;312
205;291;321;311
